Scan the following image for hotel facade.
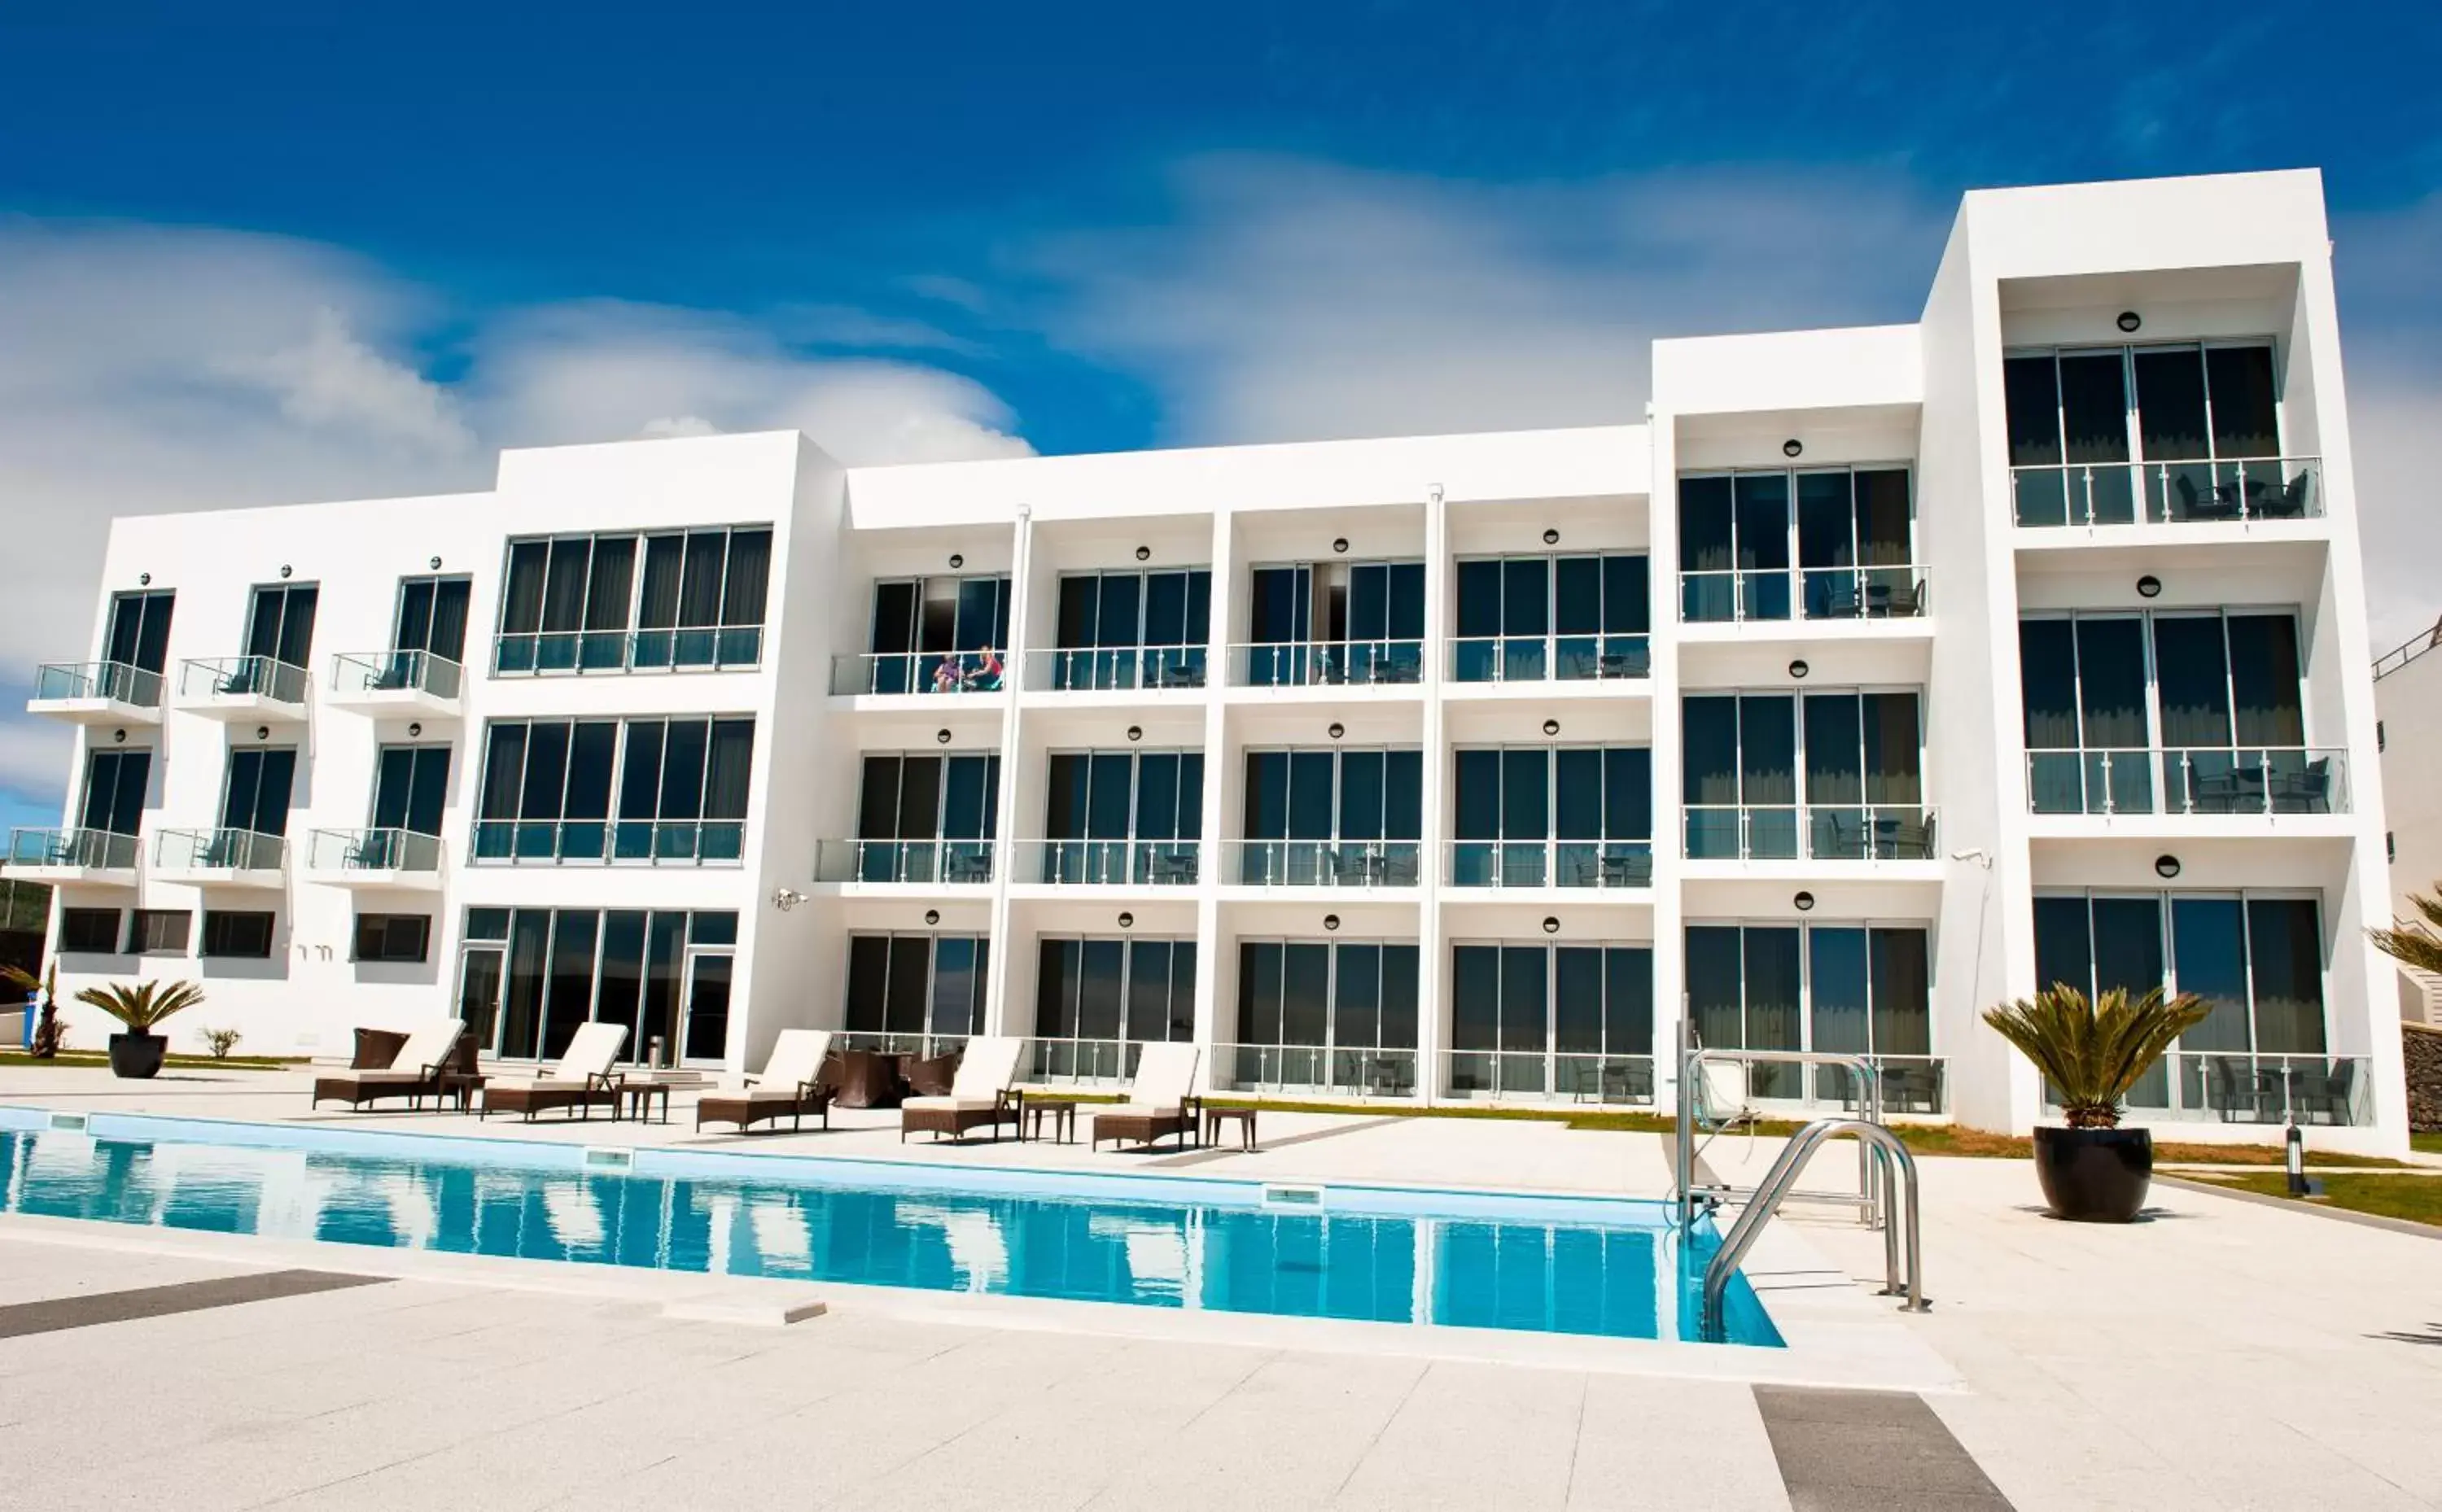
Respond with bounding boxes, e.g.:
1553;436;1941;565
13;169;2410;1154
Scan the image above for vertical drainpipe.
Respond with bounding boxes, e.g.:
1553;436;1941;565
1418;482;1447;1108
982;502;1031;1038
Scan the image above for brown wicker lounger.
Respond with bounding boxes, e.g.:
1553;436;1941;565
481;1022;628;1121
311;1020;465;1112
900;1036;1025;1143
1090;1042;1205;1151
696;1029;837;1134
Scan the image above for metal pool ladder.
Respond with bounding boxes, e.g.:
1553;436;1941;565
1700;1117;1931;1340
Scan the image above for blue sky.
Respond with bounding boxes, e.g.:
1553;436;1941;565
0;2;2437;822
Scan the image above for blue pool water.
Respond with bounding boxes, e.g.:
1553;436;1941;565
0;1111;1779;1348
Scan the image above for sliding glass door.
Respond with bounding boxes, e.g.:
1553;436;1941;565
1449;943;1653;1099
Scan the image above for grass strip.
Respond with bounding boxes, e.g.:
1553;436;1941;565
2179;1169;2442;1227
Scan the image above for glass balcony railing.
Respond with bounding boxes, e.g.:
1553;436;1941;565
1022;1036;1142;1086
1449;634;1651;683
830;649;1012;696
1015;839;1201;886
1444;840;1654;888
832;1031;973;1061
1442;1051;1656;1103
1027;645;1208;692
179;655;309;705
492;627;764;675
1227;840;1422;887
2025;749;2347;816
2051;1051;2370;1126
812;838;997;885
1228;640;1425;688
2011;457;2322;528
1208;1045;1421;1098
1678;570;1791;623
6;827;138;872
470;819;746;864
331;650;463;701
155;828;284;872
1800;566;1927;620
33;660;163;708
1683;806;1936;860
308;828;444;874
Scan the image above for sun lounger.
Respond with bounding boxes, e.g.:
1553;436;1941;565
480;1021;628;1121
311;1020;466;1112
694;1029;836;1134
899;1036;1023;1143
1090;1042;1203;1151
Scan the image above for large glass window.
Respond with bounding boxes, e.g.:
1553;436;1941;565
1230;942;1420;1095
1684;692;1926;860
853;752;1000;882
864;574;1012;693
463;907;726;1064
1448;943;1653;1101
2005;343;2308;524
2020;611;2323;815
1034;936;1197;1077
1052;569;1211;689
83;588;175;705
1244;561;1425;686
1681;469;1915;623
2032;892;2338;1121
1453;553;1649;681
1452;746;1652;886
1685;923;1935;1107
497;526;771;674
79;749;150;837
844;933;991;1042
475;716;752;864
1240;748;1422;885
1041;750;1202;884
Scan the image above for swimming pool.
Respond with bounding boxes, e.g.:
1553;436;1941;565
0;1108;1779;1348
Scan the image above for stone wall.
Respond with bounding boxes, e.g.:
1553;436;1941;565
2406;1023;2442;1133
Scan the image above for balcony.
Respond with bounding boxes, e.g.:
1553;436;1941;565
1226;840;1422;888
1023;645;1207;693
1013;839;1201;886
1209;1044;1420;1099
813;838;997;885
1440;1051;1657;1104
175;656;309;721
1700;1054;1950;1115
26;662;164;725
3;828;138;884
2057;1051;2369;1126
492;627;764;676
304;828;444;889
829;649;1011;697
327;651;463;716
2011;457;2322;529
1679;566;1928;624
2025;749;2346;817
152;828;285;887
1443;840;1655;889
469;819;746;865
1226;640;1424;688
1683;806;1937;862
1448;635;1650;684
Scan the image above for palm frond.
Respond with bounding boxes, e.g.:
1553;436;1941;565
1982;981;2210;1128
2370;888;2442;975
72;979;207;1032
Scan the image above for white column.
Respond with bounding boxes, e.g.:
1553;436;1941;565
982;505;1032;1037
1418;483;1448;1107
1191;508;1235;1092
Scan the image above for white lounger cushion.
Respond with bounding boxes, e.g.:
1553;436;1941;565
490;1076;593;1094
1106;1042;1201;1115
903;1095;1003;1113
947;1036;1024;1099
721;1029;830;1094
387;1020;465;1074
549;1021;629;1082
321;1067;427;1087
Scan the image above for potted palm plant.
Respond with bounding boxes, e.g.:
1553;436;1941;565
1984;982;2210;1222
74;979;206;1079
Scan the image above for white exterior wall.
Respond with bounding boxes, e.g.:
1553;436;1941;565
15;170;2407;1153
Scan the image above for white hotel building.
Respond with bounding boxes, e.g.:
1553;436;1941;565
11;170;2411;1154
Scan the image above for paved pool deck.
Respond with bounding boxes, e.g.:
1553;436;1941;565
3;1064;2440;1510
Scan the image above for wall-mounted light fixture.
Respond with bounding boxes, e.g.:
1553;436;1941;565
255;726;269;741
2117;310;2142;333
1332;537;1350;554
1117;911;1135;929
1542;719;1560;736
112;728;127;744
1793;890;1816;911
936;728;952;745
279;564;293;579
1542;916;1560;934
2136;575;2163;598
948;553;964;569
1323;914;1341;932
1783;439;1803;458
1328;723;1345;740
1135;545;1151;562
1543;528;1560;545
1126;724;1143;742
429;556;443;570
924;909;941;926
139;572;151;587
407;723;422;739
1788;659;1810;680
2155;854;2182;879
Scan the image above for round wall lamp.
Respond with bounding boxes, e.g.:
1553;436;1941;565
112;728;127;745
1783;439;1804;458
2155;854;2182;879
408;722;422;739
924;908;942;926
429;555;443;570
1328;722;1346;740
1332;537;1350;554
2117;310;2142;333
948;553;965;569
255;725;270;741
138;573;151;587
1117;911;1135;929
936;728;952;745
279;564;293;579
1788;659;1810;680
1126;724;1144;742
1794;890;1816;912
2136;575;2163;598
1542;916;1561;934
1323;913;1341;932
1542;719;1560;736
1135;545;1153;562
1542;528;1560;545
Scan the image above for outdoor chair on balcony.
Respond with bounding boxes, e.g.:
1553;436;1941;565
310;1020;466;1112
1091;1042;1204;1151
899;1034;1024;1143
2270;759;2333;815
2287;1060;2357;1125
694;1029;837;1134
480;1022;628;1121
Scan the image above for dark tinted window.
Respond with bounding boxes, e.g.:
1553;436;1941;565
126;910;190;955
59;908;119;954
354;914;431;963
201;911;274;959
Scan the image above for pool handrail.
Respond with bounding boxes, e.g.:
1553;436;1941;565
1701;1116;1928;1339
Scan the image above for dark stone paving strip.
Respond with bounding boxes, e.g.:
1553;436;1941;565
0;1269;388;1340
1144;1116;1407;1169
1753;1385;2014;1511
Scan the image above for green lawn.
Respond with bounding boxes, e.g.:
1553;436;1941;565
0;1051;296;1072
2413;1131;2442;1156
2188;1170;2442;1227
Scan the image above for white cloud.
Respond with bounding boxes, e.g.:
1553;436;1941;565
0;219;1035;810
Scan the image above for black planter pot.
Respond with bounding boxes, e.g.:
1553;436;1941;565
2033;1125;2152;1221
107;1031;167;1080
